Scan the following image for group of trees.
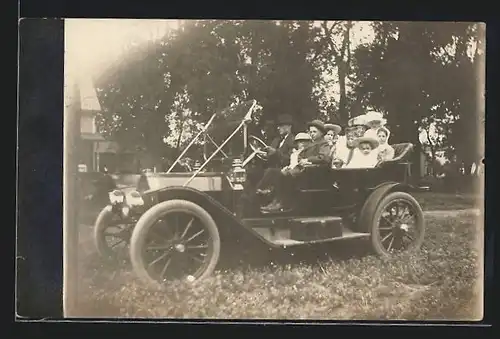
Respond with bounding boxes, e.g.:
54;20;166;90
95;20;485;176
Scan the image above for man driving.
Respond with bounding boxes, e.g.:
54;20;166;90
263;114;295;168
237;114;295;217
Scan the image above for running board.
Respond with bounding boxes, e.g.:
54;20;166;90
270;229;370;247
243;216;342;228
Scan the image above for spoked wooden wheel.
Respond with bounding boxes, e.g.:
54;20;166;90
129;199;221;286
370;192;425;257
94;206;134;262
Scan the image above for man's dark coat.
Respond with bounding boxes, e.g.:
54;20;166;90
268;133;295;168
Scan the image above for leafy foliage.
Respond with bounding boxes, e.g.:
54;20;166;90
95;20;484;173
350;22;484;167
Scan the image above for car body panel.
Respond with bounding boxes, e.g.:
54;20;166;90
100;99;421;249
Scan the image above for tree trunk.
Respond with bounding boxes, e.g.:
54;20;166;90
337;22;352;123
425;127;437;176
338;61;348;122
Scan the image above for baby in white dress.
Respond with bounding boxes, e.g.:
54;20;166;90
343;137;380;169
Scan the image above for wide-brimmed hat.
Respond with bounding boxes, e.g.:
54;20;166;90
324;123;342;134
345;125;367;138
364;111;387;125
276;114;294;126
352;136;379;149
294;132;312;142
307;119;326;134
348;114;368;127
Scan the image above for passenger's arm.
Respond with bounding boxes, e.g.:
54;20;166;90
306;143;333;165
386;146;395;161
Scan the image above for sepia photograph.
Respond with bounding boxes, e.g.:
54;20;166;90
63;19;485;320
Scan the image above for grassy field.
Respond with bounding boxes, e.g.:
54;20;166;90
73;193;483;320
412;192;480;211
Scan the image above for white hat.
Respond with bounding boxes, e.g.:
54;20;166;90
365;111;387;125
294;132;312;142
348;114;368;127
324;123;342;134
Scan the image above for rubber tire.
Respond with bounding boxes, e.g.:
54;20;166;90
94;205;128;261
369;191;425;258
129;199;221;287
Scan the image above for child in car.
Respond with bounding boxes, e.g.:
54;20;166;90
281;132;312;174
343;136;380;169
256;132;311;194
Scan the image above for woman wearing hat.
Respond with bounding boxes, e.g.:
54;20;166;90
363;111;387;139
298;119;333;166
324;123;342;166
344;136;379;169
334;125;360;168
348;114;370;138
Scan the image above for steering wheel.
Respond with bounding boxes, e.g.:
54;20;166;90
240;135;270;168
248;135;269;161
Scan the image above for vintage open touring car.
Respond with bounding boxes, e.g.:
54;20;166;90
94;100;426;286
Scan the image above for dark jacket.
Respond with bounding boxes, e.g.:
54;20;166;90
268;133;295;167
299;137;332;165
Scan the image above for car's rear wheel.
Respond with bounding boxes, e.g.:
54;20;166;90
129;199;221;286
94;206;133;263
369;192;425;257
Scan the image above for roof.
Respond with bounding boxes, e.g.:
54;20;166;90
94;140;135;153
81;133;105;141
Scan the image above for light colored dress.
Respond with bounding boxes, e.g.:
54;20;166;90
282;147;304;172
343;149;379;169
288;148;301;168
364;128;380;140
334;136;352;166
376;143;395;162
365;127;395;163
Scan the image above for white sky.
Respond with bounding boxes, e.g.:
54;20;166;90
65;19;374;80
65;19;178;79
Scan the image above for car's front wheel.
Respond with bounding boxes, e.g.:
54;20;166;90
129;199;221;286
94;206;134;263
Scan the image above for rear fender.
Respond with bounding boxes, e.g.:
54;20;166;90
149;186;279;248
357;182;413;232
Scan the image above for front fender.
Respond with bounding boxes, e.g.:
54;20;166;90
143;186;280;248
357;182;413;232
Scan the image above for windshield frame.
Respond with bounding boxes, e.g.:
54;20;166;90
164;99;260;185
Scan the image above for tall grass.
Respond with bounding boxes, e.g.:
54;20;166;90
75;210;482;320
